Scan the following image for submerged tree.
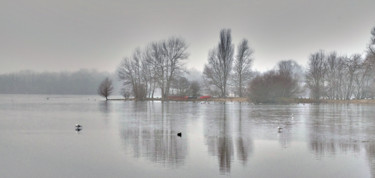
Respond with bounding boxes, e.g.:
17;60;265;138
232;39;253;97
98;77;114;100
203;29;234;97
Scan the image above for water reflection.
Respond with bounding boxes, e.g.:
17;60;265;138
236;103;253;165
3;95;375;177
119;102;187;167
248;105;296;148
366;143;375;178
204;104;253;173
98;101;110;114
307;104;375;177
102;100;375;176
308;105;363;156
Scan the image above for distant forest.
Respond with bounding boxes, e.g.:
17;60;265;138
0;69;112;95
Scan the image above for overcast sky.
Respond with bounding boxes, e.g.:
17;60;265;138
1;0;374;74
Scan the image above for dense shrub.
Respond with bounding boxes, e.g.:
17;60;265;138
248;71;300;103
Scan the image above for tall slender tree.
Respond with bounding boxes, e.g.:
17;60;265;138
203;29;234;97
233;39;253;97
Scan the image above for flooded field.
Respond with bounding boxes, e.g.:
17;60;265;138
0;95;374;178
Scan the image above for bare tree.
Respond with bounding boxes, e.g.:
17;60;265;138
277;60;304;96
203;29;234;97
118;37;189;100
171;76;190;95
232;39;253;97
145;37;189;100
121;88;131;99
324;52;341;99
306;51;326;100
98;77;114;100
161;37;189;99
145;42;164;98
369;27;375;55
118;48;147;100
141;58;156;98
344;54;362;99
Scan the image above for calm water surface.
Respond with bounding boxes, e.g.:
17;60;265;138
1;95;375;178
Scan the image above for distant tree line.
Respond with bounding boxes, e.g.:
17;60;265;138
114;26;375;102
0;69;110;95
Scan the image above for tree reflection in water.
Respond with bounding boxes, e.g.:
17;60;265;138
308;105;363;156
108;101;375;176
308;104;375;177
119;102;187;167
366;143;375;178
205;104;233;173
236;103;253;165
205;103;253;174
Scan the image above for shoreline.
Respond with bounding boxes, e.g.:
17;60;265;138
108;97;375;104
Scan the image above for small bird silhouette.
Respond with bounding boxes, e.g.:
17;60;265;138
75;124;82;132
177;132;182;137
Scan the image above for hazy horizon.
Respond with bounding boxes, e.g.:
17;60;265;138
1;0;375;74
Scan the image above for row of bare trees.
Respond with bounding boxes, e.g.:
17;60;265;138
306;50;375;100
117;37;189;100
203;29;254;97
97;26;375;101
306;27;375;100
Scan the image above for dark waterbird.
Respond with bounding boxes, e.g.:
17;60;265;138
177;132;182;137
75;124;82;132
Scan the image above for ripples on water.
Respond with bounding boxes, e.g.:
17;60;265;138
0;95;375;177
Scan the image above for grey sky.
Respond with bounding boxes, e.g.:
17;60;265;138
1;0;374;74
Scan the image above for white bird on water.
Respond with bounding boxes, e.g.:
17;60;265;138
278;126;283;133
